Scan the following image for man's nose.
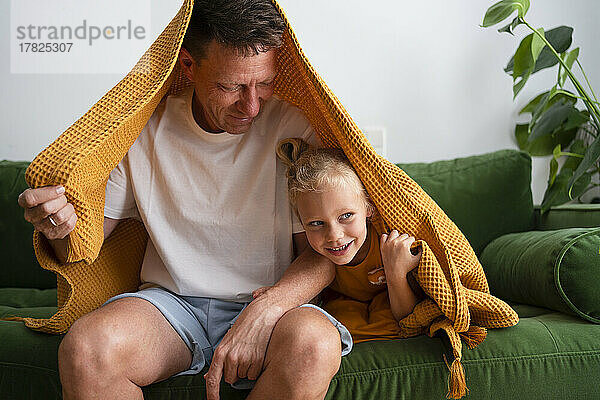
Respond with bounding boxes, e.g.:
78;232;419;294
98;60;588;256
237;86;261;118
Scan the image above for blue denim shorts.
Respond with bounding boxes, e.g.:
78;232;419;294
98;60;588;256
104;287;353;389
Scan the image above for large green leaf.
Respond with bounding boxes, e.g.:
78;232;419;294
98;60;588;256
529;100;574;141
515;123;577;156
567;134;600;197
510;28;545;98
512;33;535;79
528;87;556;132
531;28;546;63
527;88;583;134
520;91;549;114
482;0;530;27
562;108;590;131
559;47;580;86
513;73;531;98
511;33;535;98
541;167;592;212
519;89;578;115
505;26;573;74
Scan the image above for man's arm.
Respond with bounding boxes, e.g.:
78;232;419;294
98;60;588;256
293;231;309;258
267;231;333;308
103;217;121;240
204;232;335;400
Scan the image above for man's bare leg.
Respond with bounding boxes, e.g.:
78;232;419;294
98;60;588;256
58;298;192;400
247;307;342;400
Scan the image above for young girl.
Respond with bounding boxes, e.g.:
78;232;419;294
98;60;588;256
257;138;423;344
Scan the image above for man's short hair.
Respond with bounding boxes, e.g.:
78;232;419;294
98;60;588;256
183;0;286;61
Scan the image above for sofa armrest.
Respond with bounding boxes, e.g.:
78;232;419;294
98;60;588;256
480;227;600;323
535;204;600;230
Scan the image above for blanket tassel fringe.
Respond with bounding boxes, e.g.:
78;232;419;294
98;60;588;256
444;354;468;399
1;316;24;322
459;325;487;349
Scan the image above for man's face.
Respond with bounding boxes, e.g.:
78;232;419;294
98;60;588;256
182;40;278;134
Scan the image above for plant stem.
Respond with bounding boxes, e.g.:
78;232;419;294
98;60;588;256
561;152;584;158
557;58;563;88
521;19;600;125
577;59;599;102
564;94;600;106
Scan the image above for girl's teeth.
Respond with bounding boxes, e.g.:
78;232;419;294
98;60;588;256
331;242;350;251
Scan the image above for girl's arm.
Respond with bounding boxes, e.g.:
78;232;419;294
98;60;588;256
387;272;420;321
380;230;422;321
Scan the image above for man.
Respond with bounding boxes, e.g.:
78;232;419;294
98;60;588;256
17;1;352;399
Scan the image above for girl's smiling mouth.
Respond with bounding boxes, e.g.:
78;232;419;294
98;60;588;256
325;240;354;256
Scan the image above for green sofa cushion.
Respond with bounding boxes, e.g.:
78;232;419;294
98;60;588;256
0;161;56;289
3;304;600;399
480;227;600;323
535;204;600;230
398;150;535;254
0;320;63;400
0;288;57;320
0;288;57;308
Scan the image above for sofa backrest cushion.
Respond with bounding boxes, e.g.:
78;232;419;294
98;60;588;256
481;227;600;323
0;161;56;289
398;150;535;255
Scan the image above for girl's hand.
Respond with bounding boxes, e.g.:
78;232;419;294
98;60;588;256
380;230;422;281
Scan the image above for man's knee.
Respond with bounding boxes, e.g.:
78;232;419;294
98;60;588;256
59;311;122;378
271;307;342;375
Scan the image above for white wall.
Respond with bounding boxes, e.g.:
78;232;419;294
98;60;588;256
1;0;599;204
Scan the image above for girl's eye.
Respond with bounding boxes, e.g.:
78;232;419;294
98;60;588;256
340;212;353;220
308;221;323;227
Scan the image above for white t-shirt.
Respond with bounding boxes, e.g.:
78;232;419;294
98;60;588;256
104;87;318;302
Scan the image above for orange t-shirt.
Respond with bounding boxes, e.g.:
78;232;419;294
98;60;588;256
322;224;401;343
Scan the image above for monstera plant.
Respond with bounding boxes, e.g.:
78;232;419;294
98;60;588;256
482;0;600;212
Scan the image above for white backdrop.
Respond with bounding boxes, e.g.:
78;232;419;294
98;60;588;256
1;0;599;203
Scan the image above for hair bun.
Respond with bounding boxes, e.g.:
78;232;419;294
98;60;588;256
276;138;310;167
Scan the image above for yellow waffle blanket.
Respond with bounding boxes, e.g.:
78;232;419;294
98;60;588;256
14;0;518;397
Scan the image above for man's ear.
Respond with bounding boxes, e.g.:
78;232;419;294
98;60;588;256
178;47;196;82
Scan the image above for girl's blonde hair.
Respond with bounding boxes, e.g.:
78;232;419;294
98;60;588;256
276;138;374;215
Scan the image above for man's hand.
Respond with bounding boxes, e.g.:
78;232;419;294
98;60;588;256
204;292;284;400
18;186;77;240
251;286;272;300
204;234;334;400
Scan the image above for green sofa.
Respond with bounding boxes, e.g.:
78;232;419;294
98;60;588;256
2;149;600;399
